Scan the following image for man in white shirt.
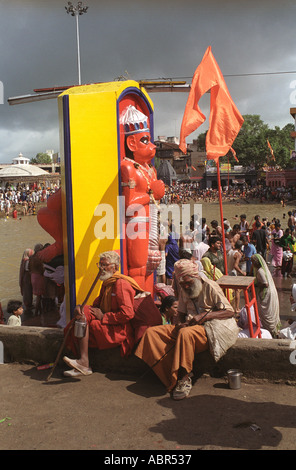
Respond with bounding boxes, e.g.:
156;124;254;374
192;234;209;261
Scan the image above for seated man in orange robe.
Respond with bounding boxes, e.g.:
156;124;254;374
63;251;143;377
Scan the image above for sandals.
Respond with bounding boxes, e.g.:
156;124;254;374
63;356;93;376
63;368;85;377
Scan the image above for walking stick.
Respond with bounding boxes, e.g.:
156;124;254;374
45;269;102;382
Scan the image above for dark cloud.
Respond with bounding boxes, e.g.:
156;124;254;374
0;0;296;161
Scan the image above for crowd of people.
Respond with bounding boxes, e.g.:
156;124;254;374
157;210;296;284
3;207;296;333
154;208;296;341
0;185;60;217
162;182;295;206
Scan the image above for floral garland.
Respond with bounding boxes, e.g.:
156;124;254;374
123;157;160;209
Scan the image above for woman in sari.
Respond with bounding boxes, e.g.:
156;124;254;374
19;248;34;314
201;257;234;302
165;233;180;284
270;222;283;271
200;256;223;281
251;253;280;336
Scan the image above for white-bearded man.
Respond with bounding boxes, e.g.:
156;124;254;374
63;251;143;377
135;259;237;400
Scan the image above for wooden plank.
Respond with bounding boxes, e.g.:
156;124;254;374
216;275;255;289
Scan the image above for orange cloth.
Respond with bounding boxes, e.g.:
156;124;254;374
99;271;143;313
135;324;208;391
267;140;276;160
179;46;244;160
174;259;200;282
65;278;139;357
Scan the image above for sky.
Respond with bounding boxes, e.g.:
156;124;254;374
0;0;296;163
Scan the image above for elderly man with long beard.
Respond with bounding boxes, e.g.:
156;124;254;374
135;259;236;400
63;251;143;377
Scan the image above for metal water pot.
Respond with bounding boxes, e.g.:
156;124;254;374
227;369;242;389
74;318;87;338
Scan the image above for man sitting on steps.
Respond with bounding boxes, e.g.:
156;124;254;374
63;251;143;377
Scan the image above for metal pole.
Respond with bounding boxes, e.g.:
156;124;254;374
75;11;81;85
65;2;88;86
216;159;228;275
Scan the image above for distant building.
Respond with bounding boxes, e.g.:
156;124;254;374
155;136;189;181
187;147;207;185
203;164;257;189
0;153;59;188
265;168;296;188
155;136;204;183
34;150;61;174
12;153;30;165
45;149;54;160
157;160;177;186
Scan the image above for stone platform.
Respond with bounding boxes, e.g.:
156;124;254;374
0;325;295;383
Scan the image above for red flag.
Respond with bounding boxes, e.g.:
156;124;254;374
179;46;244;160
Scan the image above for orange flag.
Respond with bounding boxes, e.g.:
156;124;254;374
179;46;244;160
230;147;239;163
267;140;275;160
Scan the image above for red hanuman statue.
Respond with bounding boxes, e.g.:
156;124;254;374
120;106;165;293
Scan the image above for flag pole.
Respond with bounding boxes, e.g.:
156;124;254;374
216;160;228;275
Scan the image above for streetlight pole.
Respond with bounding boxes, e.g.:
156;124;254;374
65;2;88;85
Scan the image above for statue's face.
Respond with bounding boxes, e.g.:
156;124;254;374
126;132;156;164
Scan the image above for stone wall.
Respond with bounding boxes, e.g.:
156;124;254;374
0;325;295;382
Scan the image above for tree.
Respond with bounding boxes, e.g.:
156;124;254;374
195;115;294;169
30;153;52;164
265;123;295;169
195;132;206;152
230;115;269;168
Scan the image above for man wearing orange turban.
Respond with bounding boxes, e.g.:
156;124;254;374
135;259;235;400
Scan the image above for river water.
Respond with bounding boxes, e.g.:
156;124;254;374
0;200;295;324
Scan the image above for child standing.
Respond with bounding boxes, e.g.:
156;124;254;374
6;300;23;326
282;247;293;278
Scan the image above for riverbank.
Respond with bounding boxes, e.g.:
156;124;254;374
0;201;47;219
